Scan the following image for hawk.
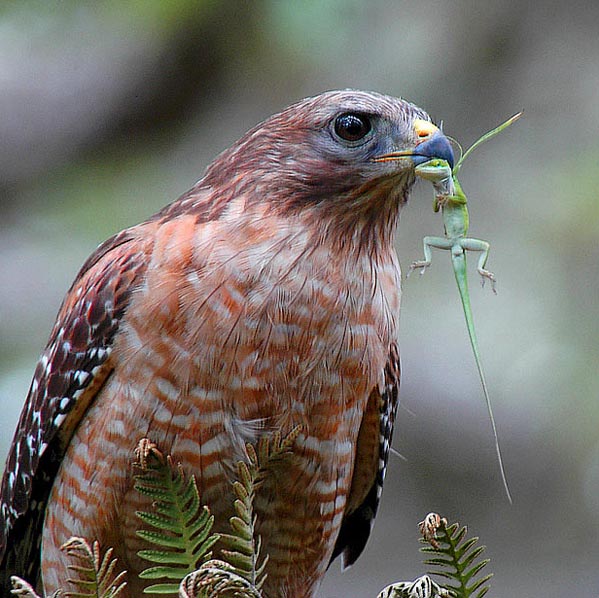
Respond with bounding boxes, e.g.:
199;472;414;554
0;90;453;597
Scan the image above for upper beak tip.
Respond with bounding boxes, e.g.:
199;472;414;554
413;130;455;169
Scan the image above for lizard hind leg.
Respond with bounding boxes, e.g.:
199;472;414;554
408;236;452;277
460;238;497;294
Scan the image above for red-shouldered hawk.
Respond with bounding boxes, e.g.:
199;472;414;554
0;90;453;598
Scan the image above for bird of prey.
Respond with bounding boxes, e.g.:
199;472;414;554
0;90;453;598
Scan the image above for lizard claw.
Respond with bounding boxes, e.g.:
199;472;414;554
409;261;431;277
478;268;497;294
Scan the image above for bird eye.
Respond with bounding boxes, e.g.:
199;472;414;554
333;113;372;143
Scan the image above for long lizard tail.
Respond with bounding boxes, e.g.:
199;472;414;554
451;251;513;503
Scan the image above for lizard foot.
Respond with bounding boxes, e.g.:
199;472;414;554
409;260;431;277
478;268;497;294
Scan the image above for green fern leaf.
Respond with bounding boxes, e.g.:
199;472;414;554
133;440;220;595
142;582;181;594
138;566;189;580
137;550;192;565
134;430;298;597
137;530;195;549
136;511;178;531
419;514;493;598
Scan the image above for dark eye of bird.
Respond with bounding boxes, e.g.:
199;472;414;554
334;113;372;142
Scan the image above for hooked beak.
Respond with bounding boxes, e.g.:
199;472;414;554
373;119;455;168
373;119;455;194
409;119;455;168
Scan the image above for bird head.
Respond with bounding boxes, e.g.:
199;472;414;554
197;90;454;247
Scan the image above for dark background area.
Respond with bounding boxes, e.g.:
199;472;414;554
1;2;598;596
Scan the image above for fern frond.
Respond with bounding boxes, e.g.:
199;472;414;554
419;514;492;598
218;427;300;591
134;440;220;595
60;537;127;598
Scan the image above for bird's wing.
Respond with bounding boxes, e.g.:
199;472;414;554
331;342;400;568
0;228;150;591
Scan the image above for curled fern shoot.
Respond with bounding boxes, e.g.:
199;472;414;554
9;576;43;598
377;574;450;598
419;513;492;598
60;537;127;598
179;561;263;598
134;439;220;595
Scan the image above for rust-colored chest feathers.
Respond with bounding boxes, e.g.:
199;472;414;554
42;208;401;596
0;89;453;598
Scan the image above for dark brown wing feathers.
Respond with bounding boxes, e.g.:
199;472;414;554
0;230;149;592
331;342;400;567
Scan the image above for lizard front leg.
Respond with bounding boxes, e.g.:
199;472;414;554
409;236;453;276
460;237;496;293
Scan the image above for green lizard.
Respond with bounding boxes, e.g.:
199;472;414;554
411;113;522;503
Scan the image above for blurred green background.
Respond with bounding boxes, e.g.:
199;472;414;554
1;1;598;596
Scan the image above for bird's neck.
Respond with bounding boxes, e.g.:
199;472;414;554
154;172;411;265
298;175;412;262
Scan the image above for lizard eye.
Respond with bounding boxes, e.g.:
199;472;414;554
333;113;372;143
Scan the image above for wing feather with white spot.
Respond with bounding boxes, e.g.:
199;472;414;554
0;229;150;592
331;342;400;567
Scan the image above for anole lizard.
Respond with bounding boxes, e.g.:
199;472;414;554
411;113;522;503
